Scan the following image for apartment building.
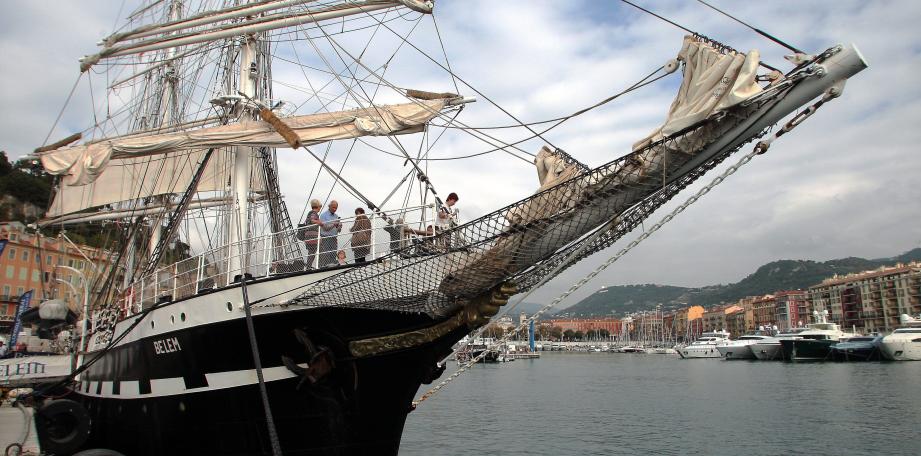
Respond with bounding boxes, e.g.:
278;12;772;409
0;222;108;335
808;262;921;332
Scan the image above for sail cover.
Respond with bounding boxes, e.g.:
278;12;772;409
634;35;762;151
41;99;452;186
44;149;264;219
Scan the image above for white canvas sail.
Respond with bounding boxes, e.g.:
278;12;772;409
40;98;454;186
44;150;267;220
634;36;763;151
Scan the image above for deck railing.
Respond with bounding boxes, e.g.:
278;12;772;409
123;207;446;313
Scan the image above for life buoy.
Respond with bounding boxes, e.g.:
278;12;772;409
34;398;91;455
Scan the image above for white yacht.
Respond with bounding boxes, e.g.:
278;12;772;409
751;328;807;360
715;332;774;360
879;314;921;361
677;331;731;359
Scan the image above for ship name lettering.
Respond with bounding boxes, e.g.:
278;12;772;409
153;337;182;355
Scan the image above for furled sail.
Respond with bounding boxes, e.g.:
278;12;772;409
633;35;763;152
40;99;454;186
43;150;266;221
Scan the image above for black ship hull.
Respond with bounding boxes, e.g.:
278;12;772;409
780;339;835;362
66;290;469;456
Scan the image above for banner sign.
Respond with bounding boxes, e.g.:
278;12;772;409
0;355;74;386
9;289;34;348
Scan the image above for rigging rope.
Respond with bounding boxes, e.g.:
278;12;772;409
618;0;783;73
413;89;837;407
694;0;804;54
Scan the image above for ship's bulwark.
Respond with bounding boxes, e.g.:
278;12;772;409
71;307;463;455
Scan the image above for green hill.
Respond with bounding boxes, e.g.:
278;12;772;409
562;248;921;316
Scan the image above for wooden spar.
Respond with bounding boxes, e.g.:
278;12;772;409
81;1;403;71
34;133;82;153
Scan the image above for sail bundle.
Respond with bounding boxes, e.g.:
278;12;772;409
39;99;454;187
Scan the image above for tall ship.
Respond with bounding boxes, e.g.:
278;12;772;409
19;1;866;454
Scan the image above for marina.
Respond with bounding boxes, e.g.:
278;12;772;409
0;0;917;454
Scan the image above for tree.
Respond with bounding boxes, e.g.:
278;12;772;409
574;330;584;341
550;326;563;341
563;329;575;341
598;328;611;339
0;151;12;176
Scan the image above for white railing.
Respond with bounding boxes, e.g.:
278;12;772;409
122;207;447;313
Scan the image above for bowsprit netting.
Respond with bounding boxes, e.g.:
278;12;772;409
278;91;784;316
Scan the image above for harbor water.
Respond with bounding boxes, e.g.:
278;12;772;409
401;353;921;455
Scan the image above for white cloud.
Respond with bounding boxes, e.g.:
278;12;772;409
1;0;918;309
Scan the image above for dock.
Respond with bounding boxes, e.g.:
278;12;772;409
0;403;41;455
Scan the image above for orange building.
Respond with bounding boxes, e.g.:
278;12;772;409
544;317;622;335
0;222;108;335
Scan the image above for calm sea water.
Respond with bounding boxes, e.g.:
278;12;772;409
401;353;921;455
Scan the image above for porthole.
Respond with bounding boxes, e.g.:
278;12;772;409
179;401;186;412
226;302;233;312
170;315;175;325
150;320;155;329
180;312;186;322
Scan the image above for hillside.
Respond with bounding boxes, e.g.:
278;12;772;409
562;248;921;316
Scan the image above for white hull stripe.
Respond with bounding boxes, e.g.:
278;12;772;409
77;364;306;400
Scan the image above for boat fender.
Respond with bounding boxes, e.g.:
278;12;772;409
34;398;91;456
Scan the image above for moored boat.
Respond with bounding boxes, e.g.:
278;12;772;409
750;328;807;361
14;1;868;453
677;331;731;359
830;335;883;361
780;311;859;361
715;332;774;360
878;314;921;361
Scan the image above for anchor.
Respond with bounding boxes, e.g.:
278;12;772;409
282;328;336;389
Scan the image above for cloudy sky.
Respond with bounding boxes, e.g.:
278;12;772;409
1;1;919;308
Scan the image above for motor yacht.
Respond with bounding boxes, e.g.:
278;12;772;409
750;328;807;360
879;314;921;361
830;335;883;361
677;330;731;359
715;332;774;360
780;311;859;361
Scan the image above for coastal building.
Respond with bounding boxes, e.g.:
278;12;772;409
808;262;921;332
544;317;622;336
0;222;108;335
751;294;777;330
774;290;808;330
725;307;746;338
702;304;742;333
673;305;704;342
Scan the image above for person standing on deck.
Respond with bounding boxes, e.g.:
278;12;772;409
302;199;322;268
319;200;342;267
350;207;372;263
436;192;459;249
